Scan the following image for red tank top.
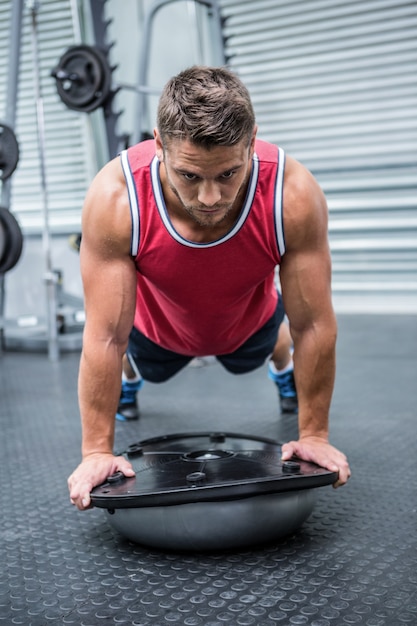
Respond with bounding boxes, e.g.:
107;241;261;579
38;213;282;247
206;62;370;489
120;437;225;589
120;139;286;356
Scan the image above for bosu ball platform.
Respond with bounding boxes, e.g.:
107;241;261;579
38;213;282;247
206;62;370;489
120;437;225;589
91;432;338;551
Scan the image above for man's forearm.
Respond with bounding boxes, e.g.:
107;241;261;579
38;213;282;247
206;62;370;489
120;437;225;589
292;324;336;441
78;346;123;458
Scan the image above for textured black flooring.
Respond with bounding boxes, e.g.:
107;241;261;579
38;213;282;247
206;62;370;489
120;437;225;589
1;315;416;626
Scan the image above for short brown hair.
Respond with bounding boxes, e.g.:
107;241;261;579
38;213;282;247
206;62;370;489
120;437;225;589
156;66;256;148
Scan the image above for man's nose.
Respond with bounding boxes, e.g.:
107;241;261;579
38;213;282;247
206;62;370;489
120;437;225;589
198;181;221;206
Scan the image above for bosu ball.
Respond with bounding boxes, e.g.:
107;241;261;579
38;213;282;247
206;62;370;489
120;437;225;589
90;432;338;551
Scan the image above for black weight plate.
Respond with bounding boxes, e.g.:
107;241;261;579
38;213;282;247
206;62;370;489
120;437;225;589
91;431;338;509
52;45;112;112
0;217;6;261
0;123;19;181
0;207;24;274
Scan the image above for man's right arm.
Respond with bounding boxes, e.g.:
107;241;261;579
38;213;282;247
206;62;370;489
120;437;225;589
68;158;138;510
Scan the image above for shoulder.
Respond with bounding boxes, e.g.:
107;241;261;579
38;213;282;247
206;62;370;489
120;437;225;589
86;156;126;205
283;156;328;252
254;138;280;162
125;139;156;171
81;156;132;258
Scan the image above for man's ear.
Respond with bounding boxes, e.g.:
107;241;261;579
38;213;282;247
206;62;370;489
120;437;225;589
249;125;258;156
154;129;164;161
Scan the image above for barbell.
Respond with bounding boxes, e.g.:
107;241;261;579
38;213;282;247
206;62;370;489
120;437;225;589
51;45;113;113
51;44;161;115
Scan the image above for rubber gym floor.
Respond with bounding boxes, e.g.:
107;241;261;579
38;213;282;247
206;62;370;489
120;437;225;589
1;314;416;626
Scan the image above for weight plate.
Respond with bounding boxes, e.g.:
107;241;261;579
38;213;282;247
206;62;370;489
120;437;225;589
0;123;19;181
51;45;112;113
0;218;6;262
0;207;24;274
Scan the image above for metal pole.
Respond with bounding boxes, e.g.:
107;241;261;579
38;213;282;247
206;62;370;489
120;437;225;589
27;0;59;362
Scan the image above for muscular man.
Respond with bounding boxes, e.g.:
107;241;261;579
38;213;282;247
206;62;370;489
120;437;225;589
68;66;350;510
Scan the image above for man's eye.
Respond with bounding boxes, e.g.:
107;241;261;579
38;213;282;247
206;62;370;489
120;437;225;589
221;170;235;179
183;173;198;181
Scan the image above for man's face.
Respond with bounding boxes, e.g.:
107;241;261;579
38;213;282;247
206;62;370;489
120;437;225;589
155;130;256;228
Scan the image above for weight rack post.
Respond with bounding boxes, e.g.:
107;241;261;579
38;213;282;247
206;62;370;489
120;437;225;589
28;0;59;362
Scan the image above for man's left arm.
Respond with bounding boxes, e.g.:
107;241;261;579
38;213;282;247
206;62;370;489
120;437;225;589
279;156;351;487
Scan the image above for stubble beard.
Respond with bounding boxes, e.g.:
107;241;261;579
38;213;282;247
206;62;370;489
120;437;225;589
166;176;247;229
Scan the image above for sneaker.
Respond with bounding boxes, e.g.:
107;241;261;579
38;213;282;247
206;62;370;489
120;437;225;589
68;232;82;253
116;379;144;421
268;363;298;414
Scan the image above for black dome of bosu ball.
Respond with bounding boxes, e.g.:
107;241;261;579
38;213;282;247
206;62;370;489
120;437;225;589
90;432;338;551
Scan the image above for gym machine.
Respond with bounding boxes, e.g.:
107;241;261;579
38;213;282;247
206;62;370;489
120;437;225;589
0;0;26;354
1;0;85;361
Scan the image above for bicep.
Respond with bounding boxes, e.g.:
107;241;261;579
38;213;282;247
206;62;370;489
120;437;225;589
81;246;137;347
80;162;137;348
279;168;334;334
280;243;333;335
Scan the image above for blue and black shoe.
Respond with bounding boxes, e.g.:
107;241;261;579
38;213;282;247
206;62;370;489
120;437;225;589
268;363;298;414
116;379;144;421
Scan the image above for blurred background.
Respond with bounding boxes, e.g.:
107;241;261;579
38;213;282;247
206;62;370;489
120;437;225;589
0;0;416;354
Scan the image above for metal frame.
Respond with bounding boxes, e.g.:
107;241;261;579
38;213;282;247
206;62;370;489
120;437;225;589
134;0;226;144
1;1;82;360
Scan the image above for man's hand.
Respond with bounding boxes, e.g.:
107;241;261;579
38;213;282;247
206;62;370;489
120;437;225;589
281;436;351;488
68;453;136;510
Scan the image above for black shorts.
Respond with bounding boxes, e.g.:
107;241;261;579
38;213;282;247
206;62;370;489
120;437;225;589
127;295;285;383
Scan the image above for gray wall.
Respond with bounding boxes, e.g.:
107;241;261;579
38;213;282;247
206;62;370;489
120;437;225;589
1;0;416;321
